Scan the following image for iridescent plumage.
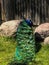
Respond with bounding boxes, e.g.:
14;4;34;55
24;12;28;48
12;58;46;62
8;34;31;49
15;20;35;63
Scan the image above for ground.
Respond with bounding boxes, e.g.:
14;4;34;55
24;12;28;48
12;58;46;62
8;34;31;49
0;36;49;65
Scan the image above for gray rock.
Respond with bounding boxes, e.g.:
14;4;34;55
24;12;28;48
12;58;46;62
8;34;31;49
0;20;22;37
34;23;49;41
44;37;49;44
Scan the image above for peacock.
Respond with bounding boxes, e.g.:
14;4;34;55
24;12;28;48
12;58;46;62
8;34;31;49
14;17;35;64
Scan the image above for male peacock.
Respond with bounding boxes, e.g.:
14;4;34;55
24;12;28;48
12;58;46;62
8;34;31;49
15;17;35;64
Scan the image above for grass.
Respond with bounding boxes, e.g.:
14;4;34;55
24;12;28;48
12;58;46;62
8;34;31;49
0;36;49;65
35;44;49;65
0;36;16;65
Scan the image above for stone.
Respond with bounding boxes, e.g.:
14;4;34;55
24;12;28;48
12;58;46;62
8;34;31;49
0;20;22;37
44;37;49;44
34;23;49;41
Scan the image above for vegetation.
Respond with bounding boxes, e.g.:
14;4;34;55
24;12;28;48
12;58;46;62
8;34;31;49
0;36;16;65
35;44;49;65
0;36;49;65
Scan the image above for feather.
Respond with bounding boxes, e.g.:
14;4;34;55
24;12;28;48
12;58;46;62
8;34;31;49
15;20;35;63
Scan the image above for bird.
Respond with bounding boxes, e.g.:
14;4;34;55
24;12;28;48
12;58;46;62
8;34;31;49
21;15;33;27
25;19;33;27
14;16;35;64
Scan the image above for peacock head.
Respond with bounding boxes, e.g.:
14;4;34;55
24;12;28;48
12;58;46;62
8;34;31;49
21;15;33;27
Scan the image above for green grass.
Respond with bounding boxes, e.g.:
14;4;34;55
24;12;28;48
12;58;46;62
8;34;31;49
0;37;49;65
0;36;16;65
35;44;49;65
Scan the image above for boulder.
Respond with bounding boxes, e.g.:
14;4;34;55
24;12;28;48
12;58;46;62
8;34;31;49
0;20;22;37
34;23;49;41
44;37;49;44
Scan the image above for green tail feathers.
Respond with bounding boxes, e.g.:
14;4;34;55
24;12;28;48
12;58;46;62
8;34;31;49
15;20;35;63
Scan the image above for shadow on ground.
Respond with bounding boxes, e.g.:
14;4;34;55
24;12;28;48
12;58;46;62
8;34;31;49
8;61;27;65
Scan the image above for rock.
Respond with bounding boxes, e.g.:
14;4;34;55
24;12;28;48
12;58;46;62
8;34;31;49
0;20;22;37
34;23;49;41
44;37;49;44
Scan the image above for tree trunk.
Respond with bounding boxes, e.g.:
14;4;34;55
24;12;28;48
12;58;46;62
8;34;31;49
1;0;15;21
0;0;1;19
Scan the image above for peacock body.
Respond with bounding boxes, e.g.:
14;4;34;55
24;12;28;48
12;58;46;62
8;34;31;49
15;19;35;63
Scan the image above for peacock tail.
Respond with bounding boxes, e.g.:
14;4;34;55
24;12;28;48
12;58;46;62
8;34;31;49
15;20;35;63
